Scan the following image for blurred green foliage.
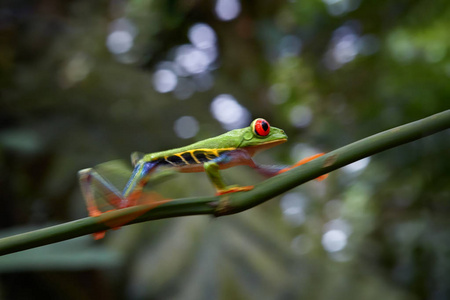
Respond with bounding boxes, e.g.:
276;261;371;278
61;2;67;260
0;0;449;299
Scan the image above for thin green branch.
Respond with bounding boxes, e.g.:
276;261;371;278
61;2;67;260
0;110;449;256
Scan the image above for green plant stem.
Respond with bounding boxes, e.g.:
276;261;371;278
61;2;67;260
0;110;449;256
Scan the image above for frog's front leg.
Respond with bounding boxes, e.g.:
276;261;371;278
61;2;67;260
204;151;254;195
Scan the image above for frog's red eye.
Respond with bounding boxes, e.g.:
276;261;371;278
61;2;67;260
253;118;270;136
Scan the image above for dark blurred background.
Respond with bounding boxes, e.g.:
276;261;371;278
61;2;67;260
0;0;449;299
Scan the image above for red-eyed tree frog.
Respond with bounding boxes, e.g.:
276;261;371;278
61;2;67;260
78;118;326;218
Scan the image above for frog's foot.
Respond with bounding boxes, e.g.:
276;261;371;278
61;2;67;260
216;185;254;196
93;231;106;240
87;209;117;240
87;207;103;218
89;208;117;217
278;153;329;181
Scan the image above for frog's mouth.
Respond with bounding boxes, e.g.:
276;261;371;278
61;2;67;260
243;138;287;156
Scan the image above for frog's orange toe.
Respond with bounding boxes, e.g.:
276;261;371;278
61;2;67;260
93;231;106;240
88;208;103;217
292;153;325;168
277;153;329;181
316;174;328;181
216;185;254;196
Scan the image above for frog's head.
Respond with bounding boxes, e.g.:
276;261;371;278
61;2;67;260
238;118;288;154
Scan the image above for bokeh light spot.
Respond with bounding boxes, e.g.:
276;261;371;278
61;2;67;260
210;94;250;129
324;23;364;70
64;54;90;86
280;193;308;226
188;23;217;50
174;116;199;139
343;157;370;174
333;33;359;64
152;69;178;93
215;0;241;21
322;229;348;252
175;44;211;75
107;31;133;54
289;105;313;128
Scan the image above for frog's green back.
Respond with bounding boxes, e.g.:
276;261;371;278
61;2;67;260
144;128;246;161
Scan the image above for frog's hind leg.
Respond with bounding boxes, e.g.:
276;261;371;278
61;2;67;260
79;161;160;218
121;161;160;208
250;153;329;181
276;153;328;180
78;168;123;217
79;168;126;240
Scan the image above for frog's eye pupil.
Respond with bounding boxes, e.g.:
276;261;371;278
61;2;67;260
262;121;268;131
254;118;270;136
